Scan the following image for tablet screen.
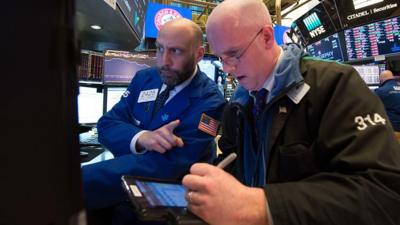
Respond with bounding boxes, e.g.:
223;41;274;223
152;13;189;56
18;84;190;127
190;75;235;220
135;181;188;207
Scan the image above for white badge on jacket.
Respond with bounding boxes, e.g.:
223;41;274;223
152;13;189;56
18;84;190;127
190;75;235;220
138;89;158;103
287;83;310;104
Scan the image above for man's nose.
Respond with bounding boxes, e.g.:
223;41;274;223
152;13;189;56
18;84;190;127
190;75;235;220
222;64;236;73
160;51;172;66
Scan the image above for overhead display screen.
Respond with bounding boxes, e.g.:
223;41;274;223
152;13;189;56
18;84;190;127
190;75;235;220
306;33;345;61
344;16;400;61
145;2;192;38
117;0;148;38
103;50;157;84
334;0;400;28
293;3;337;45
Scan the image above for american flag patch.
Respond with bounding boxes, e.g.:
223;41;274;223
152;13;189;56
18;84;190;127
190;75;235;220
198;113;219;137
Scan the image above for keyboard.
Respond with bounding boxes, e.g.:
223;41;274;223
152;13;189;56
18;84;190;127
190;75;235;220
79;131;100;146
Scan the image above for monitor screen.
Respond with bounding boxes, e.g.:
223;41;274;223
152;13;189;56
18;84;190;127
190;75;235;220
78;86;104;124
105;86;128;113
103;50;157;84
306;33;345;61
352;65;380;85
198;57;217;81
145;2;193;38
293;3;337;44
344;16;400;61
116;0;148;38
334;0;400;29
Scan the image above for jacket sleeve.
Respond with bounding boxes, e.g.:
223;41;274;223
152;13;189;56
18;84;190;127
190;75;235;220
217;102;250;180
84;81;225;209
96;72;148;156
265;63;400;225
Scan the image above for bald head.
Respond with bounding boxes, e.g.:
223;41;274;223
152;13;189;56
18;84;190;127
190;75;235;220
380;70;394;83
155;18;205;86
207;0;271;35
205;0;280;91
159;18;203;48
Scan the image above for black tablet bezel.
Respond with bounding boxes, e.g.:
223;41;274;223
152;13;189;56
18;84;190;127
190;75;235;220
121;175;189;221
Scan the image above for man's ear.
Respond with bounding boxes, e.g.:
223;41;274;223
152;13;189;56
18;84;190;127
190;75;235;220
262;25;275;49
196;46;205;63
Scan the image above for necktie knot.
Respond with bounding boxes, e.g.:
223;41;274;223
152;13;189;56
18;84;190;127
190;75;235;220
153;85;173;115
252;88;268;119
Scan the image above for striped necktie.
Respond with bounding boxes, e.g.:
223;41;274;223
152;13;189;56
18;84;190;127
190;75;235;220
252;88;268;120
153;85;173;115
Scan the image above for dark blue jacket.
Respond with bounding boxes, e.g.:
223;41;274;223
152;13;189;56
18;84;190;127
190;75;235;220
82;67;225;209
374;79;400;131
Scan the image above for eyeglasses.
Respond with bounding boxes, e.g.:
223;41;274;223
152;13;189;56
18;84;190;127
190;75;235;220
219;28;263;67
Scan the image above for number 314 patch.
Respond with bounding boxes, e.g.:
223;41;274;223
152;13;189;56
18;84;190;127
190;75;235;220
354;113;386;131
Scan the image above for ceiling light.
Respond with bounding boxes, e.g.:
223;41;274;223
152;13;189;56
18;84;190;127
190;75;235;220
90;25;102;30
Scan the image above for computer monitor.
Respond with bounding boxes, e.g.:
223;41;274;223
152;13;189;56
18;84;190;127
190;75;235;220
352;65;380;85
344;16;400;61
198;57;218;81
105;86;128;113
78;86;104;124
103;50;157;84
306;33;345;61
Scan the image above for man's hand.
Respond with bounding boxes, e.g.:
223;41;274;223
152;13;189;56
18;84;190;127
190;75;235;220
137;119;184;153
182;163;269;225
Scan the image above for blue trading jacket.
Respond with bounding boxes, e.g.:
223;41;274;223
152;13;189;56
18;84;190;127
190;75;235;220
374;79;400;131
82;67;225;209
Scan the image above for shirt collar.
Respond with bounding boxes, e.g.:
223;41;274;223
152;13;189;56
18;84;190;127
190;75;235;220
249;47;283;98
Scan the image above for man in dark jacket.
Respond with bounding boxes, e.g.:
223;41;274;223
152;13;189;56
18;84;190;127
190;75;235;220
182;0;400;225
374;70;400;131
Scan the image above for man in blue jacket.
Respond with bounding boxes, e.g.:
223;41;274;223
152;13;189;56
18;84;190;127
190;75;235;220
82;18;225;223
374;70;400;131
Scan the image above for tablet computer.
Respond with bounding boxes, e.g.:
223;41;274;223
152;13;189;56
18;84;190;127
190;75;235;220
121;175;206;225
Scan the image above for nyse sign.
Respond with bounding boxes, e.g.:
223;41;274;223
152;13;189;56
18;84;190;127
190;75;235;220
309;26;326;38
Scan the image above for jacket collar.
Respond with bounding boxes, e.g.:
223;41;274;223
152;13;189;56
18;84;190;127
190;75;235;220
231;43;306;106
148;68;207;129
